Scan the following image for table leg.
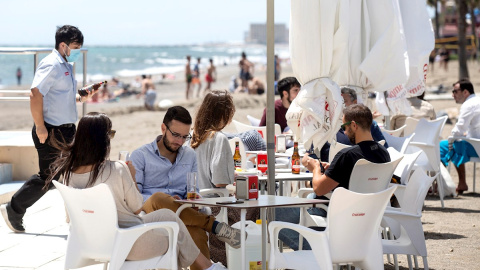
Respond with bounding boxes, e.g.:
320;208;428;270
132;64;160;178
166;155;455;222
240;208;247;270
279;180;283;196
261;207;267;270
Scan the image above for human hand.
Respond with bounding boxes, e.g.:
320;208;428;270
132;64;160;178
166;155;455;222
173;195;181;200
36;125;48;144
372;110;382;119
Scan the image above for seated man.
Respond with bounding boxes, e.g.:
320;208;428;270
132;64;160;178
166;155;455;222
440;79;480;194
128;106;242;269
259;76;300;133
276;104;390;250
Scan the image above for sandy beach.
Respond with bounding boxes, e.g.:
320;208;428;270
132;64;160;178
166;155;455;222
1;59;479;269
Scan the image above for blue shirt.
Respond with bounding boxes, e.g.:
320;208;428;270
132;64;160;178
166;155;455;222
129;136;197;201
31;49;78;125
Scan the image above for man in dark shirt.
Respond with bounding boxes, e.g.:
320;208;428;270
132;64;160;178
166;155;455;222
259;77;300;132
304;104;391;196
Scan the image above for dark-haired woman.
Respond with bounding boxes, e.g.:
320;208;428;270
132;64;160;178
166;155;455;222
46;112;227;270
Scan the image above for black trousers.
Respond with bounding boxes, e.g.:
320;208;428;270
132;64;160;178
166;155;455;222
9;123;75;217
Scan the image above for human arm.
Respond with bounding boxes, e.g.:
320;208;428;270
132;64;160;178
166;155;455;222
118;161;144;215
129;150;146;198
30;87;48;144
259;108;267;127
301;154;336;196
452;103;474;137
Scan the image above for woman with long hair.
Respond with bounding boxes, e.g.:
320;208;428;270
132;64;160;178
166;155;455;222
190;90;236;189
45;112;227;270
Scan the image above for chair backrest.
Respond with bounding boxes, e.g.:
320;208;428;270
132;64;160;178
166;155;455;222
381;125;406;137
327;186;396;267
228;137;248;170
387;148;422;185
348;156;403;194
328;140;351;162
247;115;261;126
382;131;414;154
410;116;447;147
400;169;436;215
403;117;419;137
232;120;281;139
53;181;118;268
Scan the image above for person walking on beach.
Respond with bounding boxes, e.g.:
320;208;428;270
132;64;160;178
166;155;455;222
185;55;193;100
16;67;22;86
193;57;202;98
239;52;254;92
1;25;99;233
204;58;216;94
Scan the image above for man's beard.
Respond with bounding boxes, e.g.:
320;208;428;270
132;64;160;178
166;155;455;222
163;135;180;153
347;132;356;145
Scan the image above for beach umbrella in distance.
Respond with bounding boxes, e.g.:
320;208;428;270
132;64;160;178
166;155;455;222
375;0;435;117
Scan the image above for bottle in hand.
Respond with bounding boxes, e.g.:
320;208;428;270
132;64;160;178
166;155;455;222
233;141;242;169
291;141;300;174
78;81;107;97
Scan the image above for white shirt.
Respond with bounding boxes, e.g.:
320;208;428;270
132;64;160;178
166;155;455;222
31;49;78;126
452;94;480;138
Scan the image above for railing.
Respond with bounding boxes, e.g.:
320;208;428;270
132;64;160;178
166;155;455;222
0;47;88;115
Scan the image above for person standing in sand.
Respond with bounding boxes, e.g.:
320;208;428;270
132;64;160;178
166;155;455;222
204;58;216;94
185;55;193;99
239;52;254;92
1;25;99;233
192;57;202;98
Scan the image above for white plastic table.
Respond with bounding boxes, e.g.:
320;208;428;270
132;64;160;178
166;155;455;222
176;195;326;270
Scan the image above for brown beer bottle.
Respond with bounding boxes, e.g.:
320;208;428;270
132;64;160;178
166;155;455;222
291;141;300;174
78;80;107;97
233;141;242;169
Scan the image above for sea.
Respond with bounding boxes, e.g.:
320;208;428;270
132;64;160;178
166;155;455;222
0;43;289;88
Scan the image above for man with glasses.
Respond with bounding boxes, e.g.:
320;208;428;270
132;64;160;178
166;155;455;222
128;106;242;269
440;79;480;194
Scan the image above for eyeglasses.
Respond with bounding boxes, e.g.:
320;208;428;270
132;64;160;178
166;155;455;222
108;130;116;139
341;121;352;131
165;125;192;141
452;88;462;94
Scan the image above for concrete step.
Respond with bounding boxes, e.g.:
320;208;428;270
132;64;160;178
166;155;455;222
0;181;25;205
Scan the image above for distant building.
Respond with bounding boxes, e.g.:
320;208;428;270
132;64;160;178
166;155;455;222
245;23;289;44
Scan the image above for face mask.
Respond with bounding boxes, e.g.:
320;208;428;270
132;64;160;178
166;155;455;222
64;45;82;62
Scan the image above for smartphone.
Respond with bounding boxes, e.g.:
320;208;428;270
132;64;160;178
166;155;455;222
306;152;325;173
216;200;244;205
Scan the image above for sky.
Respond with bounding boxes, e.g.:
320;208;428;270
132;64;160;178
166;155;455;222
0;0;291;46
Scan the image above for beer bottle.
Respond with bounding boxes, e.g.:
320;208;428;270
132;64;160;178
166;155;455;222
291;141;300;174
78;80;107;97
233;141;242;169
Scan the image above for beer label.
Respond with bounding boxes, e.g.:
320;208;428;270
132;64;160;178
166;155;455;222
234;160;242;168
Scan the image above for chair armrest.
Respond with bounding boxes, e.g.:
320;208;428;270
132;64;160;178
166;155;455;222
110;222;179;270
298;188;314;198
268;221;332;269
384;210;421;219
388;183;406;207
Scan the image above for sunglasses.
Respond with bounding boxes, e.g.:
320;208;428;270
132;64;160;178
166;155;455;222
166;125;192;141
452;89;462;94
341;121;352;131
108;130;116;139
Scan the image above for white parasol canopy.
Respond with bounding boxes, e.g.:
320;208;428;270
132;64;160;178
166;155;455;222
376;0;435;116
287;0;421;148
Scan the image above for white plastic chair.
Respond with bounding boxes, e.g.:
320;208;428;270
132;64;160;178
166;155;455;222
246;114;261;126
328;140;351;163
269;186;397;270
348;156;403;194
405;116;447;207
387;148;422;185
52;181;179;270
403;117;420;137
382;131;414;154
232;120;281;140
382;169;437;270
449;136;480;193
381;125;406;137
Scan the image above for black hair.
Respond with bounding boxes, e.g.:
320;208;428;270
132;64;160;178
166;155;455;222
45;112;112;188
163;106;192;126
278;77;300;99
55;25;84;49
454;78;474;94
341;87;357;102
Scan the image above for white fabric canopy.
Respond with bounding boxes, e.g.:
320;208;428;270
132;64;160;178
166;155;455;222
288;0;432;148
376;0;435;116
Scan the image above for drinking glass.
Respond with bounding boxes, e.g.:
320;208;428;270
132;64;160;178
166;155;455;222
187;172;198;200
